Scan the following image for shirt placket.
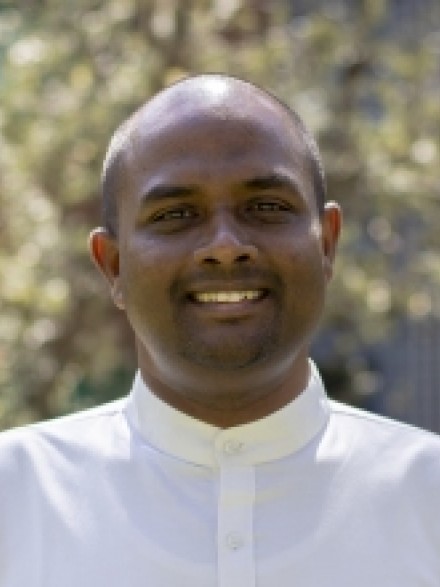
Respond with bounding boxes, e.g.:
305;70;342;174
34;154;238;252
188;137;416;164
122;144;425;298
215;436;256;587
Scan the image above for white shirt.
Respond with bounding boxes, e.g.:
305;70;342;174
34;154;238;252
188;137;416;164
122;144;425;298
1;363;439;586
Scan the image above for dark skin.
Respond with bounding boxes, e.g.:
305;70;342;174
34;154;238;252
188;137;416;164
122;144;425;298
90;76;342;428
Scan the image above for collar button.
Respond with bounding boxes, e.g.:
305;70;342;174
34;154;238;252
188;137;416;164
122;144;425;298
223;438;244;455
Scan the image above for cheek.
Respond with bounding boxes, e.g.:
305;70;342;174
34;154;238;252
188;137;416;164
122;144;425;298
118;246;165;305
118;237;186;321
120;234;179;279
120;260;174;347
277;231;324;270
281;241;327;300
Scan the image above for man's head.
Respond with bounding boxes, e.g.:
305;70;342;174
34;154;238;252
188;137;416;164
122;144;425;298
101;75;327;238
90;74;341;426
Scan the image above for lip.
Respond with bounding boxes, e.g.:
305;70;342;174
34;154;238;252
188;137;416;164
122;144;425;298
185;286;271;320
185;275;272;294
189;289;267;304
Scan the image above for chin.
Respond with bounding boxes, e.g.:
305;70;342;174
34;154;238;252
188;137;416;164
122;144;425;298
179;337;277;372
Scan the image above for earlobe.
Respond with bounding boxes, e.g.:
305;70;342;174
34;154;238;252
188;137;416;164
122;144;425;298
110;279;125;310
89;227;125;309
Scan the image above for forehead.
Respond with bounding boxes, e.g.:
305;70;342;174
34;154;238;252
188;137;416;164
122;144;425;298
121;79;313;193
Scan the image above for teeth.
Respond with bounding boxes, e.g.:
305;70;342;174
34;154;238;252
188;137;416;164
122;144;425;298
194;291;262;303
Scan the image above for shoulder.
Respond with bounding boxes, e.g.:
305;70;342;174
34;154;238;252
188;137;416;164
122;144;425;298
327;399;440;485
0;398;129;478
329;399;440;443
0;399;131;573
326;400;440;547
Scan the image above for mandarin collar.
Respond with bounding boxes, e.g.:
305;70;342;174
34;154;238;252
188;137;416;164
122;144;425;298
124;361;330;467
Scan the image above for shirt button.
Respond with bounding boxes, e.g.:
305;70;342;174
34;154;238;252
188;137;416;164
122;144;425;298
223;439;244;455
225;531;244;550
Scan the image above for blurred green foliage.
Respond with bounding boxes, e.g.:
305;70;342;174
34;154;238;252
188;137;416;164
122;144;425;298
0;0;439;429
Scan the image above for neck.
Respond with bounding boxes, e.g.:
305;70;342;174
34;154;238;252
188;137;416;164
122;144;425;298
137;347;311;428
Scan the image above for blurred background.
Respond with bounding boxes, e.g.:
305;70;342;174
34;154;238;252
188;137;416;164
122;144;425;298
0;0;439;432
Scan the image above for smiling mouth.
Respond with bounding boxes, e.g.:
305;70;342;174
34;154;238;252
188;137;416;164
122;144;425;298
191;290;267;304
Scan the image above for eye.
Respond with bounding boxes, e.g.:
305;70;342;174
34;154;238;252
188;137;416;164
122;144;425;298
246;198;294;221
152;206;198;223
147;204;201;233
252;201;290;212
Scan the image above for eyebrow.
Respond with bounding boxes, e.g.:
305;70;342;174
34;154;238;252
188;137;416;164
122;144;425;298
139;171;302;206
242;172;302;194
140;184;196;205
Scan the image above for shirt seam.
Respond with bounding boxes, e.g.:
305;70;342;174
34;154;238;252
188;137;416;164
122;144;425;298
329;400;439;439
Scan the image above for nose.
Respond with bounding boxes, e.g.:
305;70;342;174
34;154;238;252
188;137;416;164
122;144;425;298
193;213;258;266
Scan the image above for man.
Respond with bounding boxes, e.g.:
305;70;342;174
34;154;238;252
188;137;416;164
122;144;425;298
0;74;439;586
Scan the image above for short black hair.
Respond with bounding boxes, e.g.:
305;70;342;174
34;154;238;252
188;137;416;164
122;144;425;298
100;75;327;237
274;98;327;216
101;116;135;238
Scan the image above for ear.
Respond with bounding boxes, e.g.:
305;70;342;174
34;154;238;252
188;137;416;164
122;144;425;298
320;202;342;281
89;227;125;310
